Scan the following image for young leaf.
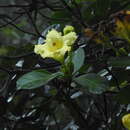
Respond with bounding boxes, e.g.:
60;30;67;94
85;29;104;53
74;73;109;94
72;48;85;73
17;70;60;90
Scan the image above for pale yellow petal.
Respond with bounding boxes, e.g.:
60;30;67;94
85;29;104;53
34;44;45;54
63;32;77;46
34;26;77;62
45;29;63;51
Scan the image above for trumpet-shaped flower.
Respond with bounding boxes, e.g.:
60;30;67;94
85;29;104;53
122;114;130;130
34;27;77;62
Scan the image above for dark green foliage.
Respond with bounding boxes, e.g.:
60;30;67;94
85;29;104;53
0;0;130;130
72;47;85;73
17;70;61;90
74;73;109;94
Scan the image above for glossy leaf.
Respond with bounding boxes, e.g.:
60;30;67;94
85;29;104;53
74;73;109;94
72;48;85;73
17;70;60;90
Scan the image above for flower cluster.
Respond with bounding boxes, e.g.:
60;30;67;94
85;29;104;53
34;26;77;62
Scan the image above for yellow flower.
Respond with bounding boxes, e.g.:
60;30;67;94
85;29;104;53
34;27;77;62
63;25;74;35
122;114;130;130
45;29;63;51
63;32;77;46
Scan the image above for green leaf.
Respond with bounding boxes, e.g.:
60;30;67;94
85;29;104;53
115;87;130;104
72;48;85;73
109;69;130;86
94;0;111;17
108;57;130;67
75;0;96;3
74;73;109;94
17;70;60;90
78;64;90;74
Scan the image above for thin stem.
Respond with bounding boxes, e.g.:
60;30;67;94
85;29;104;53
0;14;22;28
61;89;88;129
103;94;108;122
23;8;45;39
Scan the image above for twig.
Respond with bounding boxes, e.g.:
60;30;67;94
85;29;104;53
103;94;108;122
39;11;69;22
60;88;88;129
60;0;87;28
3;18;38;37
0;15;22;28
0;66;11;74
52;113;60;130
42;1;64;11
23;8;45;39
71;0;87;27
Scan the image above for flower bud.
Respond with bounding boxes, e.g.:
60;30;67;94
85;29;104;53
122;114;130;130
63;25;74;35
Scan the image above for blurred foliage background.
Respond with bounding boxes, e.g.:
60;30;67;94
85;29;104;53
0;0;130;130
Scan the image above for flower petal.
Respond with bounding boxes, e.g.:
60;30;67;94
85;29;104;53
63;32;77;46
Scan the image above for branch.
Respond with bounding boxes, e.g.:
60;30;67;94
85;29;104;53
42;1;64;11
23;8;45;39
0;14;22;28
71;0;87;27
0;4;30;8
39;11;69;22
0;66;11;74
60;0;87;28
110;1;130;14
0;52;35;59
3;18;38;37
